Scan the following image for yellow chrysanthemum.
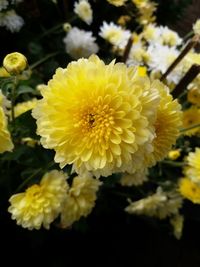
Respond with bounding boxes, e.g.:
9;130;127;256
8;170;68;230
60;175;101;228
146;81;182;166
0;91;13;153
14;98;37;118
179;177;200;204
187;87;200;105
182;106;200;136
3;52;27;75
184;148;200;184
117;15;131;26
107;0;127;6
120;168;148;186
33;55;159;177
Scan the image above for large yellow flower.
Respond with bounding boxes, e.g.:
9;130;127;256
0;91;13;153
184;148;200;184
33;55;159;177
60;175;101;228
179;177;200;204
8;170;68;230
146;81;182;166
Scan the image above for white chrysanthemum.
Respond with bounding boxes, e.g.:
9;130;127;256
147;43;182;84
125;187;183;219
74;0;93;25
127;42;150;66
0;0;8;11
63;27;99;59
193;19;200;36
159;26;182;47
99;21;131;50
120;168;148;186
142;23;160;44
0;10;24;32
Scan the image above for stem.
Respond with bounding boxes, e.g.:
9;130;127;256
162;160;186;167
15;161;56;193
180;123;200;133
38;23;63;40
122;36;133;63
30;51;60;70
183;31;194;42
10;76;18;123
172;64;200;99
161;35;200;82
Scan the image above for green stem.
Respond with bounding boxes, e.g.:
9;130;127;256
183;31;194;42
180;123;200;133
10;76;18;123
30;51;60;70
38;23;63;40
162;160;186;167
15;161;56;193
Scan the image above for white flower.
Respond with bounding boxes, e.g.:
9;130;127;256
125;187;183;219
193;19;200;35
127;42;149;66
99;21;131;50
0;0;8;11
142;23;160;44
159;26;182;47
147;43;182;83
74;0;93;25
63;27;99;59
0;10;24;32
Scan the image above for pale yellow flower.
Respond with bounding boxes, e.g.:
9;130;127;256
107;0;127;6
74;0;93;25
8;170;68;230
146;81;182;166
193;19;200;35
0;91;13;153
120;168;148;186
60;175;101;228
182;106;200;136
126;187;183;219
33;55;159;177
170;214;184;240
14;98;37;118
179;177;200;204
184;148;200;184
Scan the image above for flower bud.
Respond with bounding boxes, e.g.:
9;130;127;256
63;23;71;32
3;52;28;75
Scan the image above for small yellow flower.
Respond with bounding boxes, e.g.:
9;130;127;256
60;175;101;228
184;148;200;184
168;149;181;160
182;106;200;136
107;0;127;6
14;98;37;118
179;177;200;204
120;169;148;186
0;67;10;77
3;52;27;75
187;87;200;105
8;170;68;230
193;19;200;36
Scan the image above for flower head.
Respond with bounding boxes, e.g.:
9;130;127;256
0;0;8;11
179;177;200;204
107;0;127;6
193;19;200;36
184;148;200;184
61;175;101;228
63;27;99;59
0;10;24;32
74;0;93;25
120;168;148;186
182;106;200;136
8;170;68;230
33;55;161;177
3;52;27;75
